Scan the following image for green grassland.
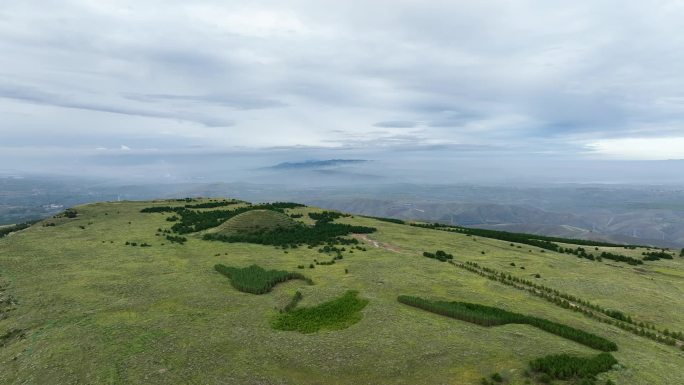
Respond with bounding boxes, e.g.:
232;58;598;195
0;199;682;384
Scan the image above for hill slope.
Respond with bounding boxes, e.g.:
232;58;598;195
213;209;298;235
0;198;682;385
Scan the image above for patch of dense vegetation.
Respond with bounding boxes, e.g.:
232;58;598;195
272;290;368;333
308;211;350;223
214;264;312;294
141;202;306;234
165;235;187;244
453;261;684;347
204;221;374;247
397;295;617;352
642;250;674;261
62;208;78;218
0;222;34;238
204;209;375;248
529;353;617;382
423;250;454;262
361;215;406;224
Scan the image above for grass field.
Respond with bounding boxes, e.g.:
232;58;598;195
0;199;682;384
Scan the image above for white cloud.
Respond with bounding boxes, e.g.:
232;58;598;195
587;137;684;160
1;0;684;174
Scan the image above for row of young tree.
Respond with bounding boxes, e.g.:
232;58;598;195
214;264;312;295
454;261;684;347
559;247;643;265
397;295;618;352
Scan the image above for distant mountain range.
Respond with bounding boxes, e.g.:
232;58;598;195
267;159;368;169
302;198;684;248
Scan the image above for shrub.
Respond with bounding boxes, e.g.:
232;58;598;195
64;209;78;218
272;290;368;333
642;251;674;261
214;264;313;295
423;250;454;262
397;296;617;352
166;235;187;244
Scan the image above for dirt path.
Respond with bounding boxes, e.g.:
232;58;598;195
353;234;406;254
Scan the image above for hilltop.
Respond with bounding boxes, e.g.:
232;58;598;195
0;198;683;385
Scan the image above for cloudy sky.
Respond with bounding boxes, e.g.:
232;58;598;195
1;1;684;181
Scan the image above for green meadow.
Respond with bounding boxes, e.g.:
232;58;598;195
0;199;682;384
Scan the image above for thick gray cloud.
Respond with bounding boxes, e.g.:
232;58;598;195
1;0;684;180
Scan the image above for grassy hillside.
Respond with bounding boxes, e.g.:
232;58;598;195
213;209;298;235
0;198;682;385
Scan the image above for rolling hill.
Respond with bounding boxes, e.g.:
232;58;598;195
0;198;682;385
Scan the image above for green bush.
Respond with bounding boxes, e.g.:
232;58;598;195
423;250;454;262
529;353;617;380
214;264;312;294
397;296;617;352
273;290;368;333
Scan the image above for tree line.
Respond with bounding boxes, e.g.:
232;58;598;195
412;223;645;265
360;215;406;224
397;295;617;351
411;222;636;248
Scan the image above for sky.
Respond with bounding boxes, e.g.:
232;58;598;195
1;1;684;182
